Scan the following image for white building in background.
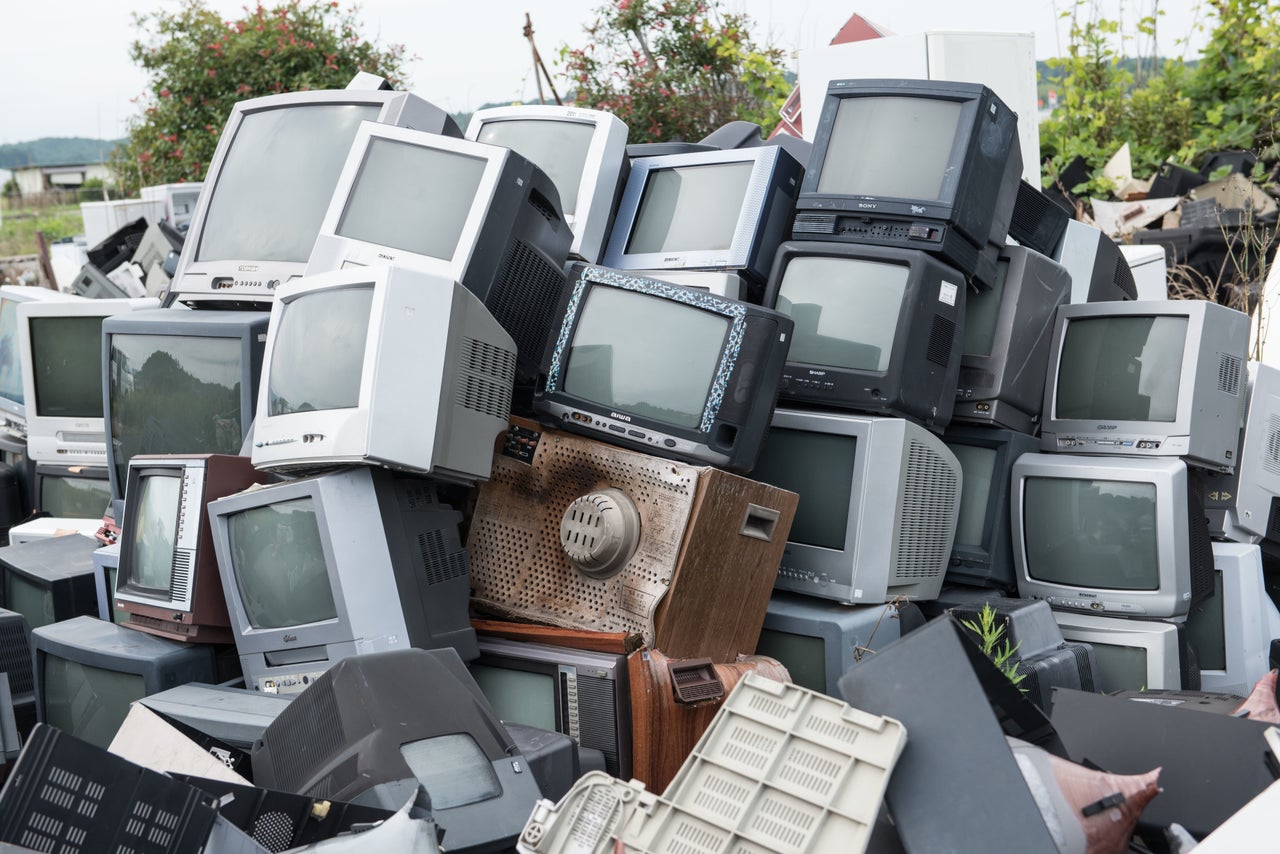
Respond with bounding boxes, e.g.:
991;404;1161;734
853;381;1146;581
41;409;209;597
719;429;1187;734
10;161;112;196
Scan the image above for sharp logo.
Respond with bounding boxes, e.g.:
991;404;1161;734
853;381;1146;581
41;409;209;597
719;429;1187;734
806;369;827;377
610;411;633;422
911;205;926;214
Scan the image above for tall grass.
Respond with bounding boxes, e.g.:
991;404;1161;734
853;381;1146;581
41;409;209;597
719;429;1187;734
0;205;84;257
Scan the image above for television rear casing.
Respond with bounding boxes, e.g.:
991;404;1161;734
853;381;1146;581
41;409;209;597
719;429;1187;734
103;308;269;524
92;542;124;624
1221;362;1280;542
1186;542;1280;696
0;285;83;440
250;267;515;484
792;79;1021;290
139;682;293;750
18;298;158;466
534;265;793;473
209;467;477;693
168;88;461;308
0;533;100;630
1054;219;1138;304
1039;299;1249;473
305;121;571;379
1050;611;1182;692
765;241;967;431
465;105;630;263
953;245;1071;434
754;408;961;604
1012;453;1213;620
471;635;631;780
601;145;804;284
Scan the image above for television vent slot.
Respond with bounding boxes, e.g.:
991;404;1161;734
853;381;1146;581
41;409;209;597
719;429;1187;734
527;188;560;225
1114;254;1137;297
792;213;837;235
0;614;32;696
456;374;512;421
1265;417;1280;477
266;673;343;792
926;315;955;368
417;530;470;586
168;551;193;601
958;368;996;390
1217;353;1243;396
893;440;959;581
576;674;622;777
486;239;566;372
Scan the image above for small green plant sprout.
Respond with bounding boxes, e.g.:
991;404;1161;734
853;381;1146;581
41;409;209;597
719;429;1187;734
959;603;1027;691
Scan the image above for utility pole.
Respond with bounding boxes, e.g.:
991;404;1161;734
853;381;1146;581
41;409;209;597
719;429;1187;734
523;13;563;106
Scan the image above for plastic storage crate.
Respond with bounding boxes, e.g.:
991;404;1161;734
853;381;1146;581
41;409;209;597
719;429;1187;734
517;674;906;854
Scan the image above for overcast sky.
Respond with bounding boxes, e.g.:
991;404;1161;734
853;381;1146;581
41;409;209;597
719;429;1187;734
0;0;1212;144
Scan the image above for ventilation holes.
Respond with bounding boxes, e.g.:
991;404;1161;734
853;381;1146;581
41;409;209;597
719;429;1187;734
1218;353;1243;396
169;551;192;600
0;615;32;695
1265;417;1280;478
456;337;516;421
926;315;955;368
1114;255;1137;296
264;674;343;792
958;368;996;390
418;530;470;586
486;240;567;371
893;440;959;581
252;811;297;853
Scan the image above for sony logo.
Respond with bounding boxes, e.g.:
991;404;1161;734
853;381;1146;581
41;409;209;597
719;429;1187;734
238;265;259;272
857;203;877;209
610;411;633;422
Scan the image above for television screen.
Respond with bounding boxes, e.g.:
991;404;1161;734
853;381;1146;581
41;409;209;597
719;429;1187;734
40;474;111;519
1090;642;1150;693
1055;315;1188;422
0;298;24;409
196;103;381;264
625;161;753;254
475;119;595;217
226;497;337;630
125;472;181;592
962;259;1007;358
747;427;855;551
5;572;52;628
335;137;487;261
42;654;145;748
267;286;373;417
28;316;103;418
951;444;997;548
469;664;558;733
753;629;826;693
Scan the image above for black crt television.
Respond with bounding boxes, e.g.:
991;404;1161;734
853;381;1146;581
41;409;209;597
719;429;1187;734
765;240;966;431
792;79;1021;290
0;534;99;631
32;463;111;519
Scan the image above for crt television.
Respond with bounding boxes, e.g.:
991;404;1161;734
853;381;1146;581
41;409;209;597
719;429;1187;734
1055;219;1138;304
250;266;516;484
0;533;99;630
92;542;127;626
31;615;215;749
167;85;462;308
208;467;477;693
0;286;81;439
113;454;268;644
793;78;1021;290
953;244;1071;434
33;463;111;519
600;145;804;285
252;648;541;854
103;308;268;524
1215;362;1280;543
748;407;960;604
17;298;157;465
942;424;1040;591
1184;542;1280;697
1052;611;1183;692
1040;299;1249;473
1012;453;1214;620
533;264;793;473
470;635;631;780
466;104;630;264
138;682;293;750
765;240;966;431
305;121;572;380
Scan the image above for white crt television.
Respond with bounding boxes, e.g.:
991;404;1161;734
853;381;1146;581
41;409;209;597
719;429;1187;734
1220;363;1280;543
0;286;82;440
1052;610;1182;692
1184;542;1280;696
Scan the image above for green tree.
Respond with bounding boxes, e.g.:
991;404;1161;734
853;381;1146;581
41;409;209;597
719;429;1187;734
560;0;790;144
111;0;409;194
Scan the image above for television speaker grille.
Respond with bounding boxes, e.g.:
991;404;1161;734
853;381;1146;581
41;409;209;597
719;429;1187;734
169;550;193;602
455;337;516;421
575;673;623;778
0;610;32;696
926;316;955;369
1218;353;1243;396
487;239;567;374
892;439;959;581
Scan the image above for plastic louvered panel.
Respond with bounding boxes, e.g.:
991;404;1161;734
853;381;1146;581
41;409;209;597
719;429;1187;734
575;674;623;778
1218;353;1243;397
169;551;193;602
487;239;566;371
925;315;955;369
1265;417;1280;478
417;529;470;587
455;337;517;421
892;439;959;582
0;610;32;696
257;678;344;794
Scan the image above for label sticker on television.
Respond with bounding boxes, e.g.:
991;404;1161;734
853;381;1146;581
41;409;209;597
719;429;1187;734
939;281;958;306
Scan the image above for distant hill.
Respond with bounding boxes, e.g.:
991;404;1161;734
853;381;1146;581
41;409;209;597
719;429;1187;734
0;137;123;169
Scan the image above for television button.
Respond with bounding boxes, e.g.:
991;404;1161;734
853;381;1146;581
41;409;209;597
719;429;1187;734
907;225;934;239
663;439;677;448
627;430;644;439
608;424;625;433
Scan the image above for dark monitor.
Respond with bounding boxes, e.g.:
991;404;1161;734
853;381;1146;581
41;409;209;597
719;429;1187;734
793;79;1021;290
1008;179;1071;258
953;245;1071;434
533;264;794;473
31;615;215;748
114;454;268;644
103;308;268;523
765;240;966;431
0;534;99;630
33;464;111;519
252;648;542;853
941;424;1039;591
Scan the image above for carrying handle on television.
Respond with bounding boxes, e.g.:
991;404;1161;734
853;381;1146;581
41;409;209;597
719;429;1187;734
667;658;724;705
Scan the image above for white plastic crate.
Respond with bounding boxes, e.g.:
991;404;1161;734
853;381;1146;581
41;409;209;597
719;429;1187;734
517;675;906;854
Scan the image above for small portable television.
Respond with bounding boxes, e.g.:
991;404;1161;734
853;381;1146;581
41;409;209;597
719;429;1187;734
31;615;215;749
942;424;1040;591
17;297;157;466
1055;219;1139;304
953;244;1071;434
748;407;961;604
32;463;111;519
765;240;966;431
1184;542;1280;696
0;285;82;439
466;104;630;264
469;635;631;779
1012;453;1214;620
103;308;269;524
1051;611;1184;692
753;592;903;698
208;466;476;693
533;265;793;473
1211;362;1280;543
305;121;572;379
792;78;1022;290
250;266;516;484
0;532;100;630
1039;299;1249;473
113;454;269;643
600;145;804;287
252;648;542;854
167;81;462;308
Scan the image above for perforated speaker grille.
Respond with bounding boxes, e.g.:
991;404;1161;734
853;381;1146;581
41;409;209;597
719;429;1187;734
926;315;955;368
1218;353;1243;396
455;337;516;420
486;239;566;372
261;674;343;793
958;368;997;390
252;811;296;853
892;440;959;581
1266;417;1280;478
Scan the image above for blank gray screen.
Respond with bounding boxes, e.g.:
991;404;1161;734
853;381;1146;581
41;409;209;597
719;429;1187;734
1090;642;1150;693
228;498;337;629
336;137;487;260
949;444;996;547
269;286;374;416
126;474;181;591
963;258;1008;357
776;256;908;372
198;103;380;262
816;96;962;201
1185;570;1226;671
1023;477;1159;590
30;316;104;418
470;664;558;732
43;656;146;749
750;428;856;551
41;475;112;519
754;630;826;694
477;119;595;217
1055;316;1188;422
625;161;752;254
563;287;728;428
